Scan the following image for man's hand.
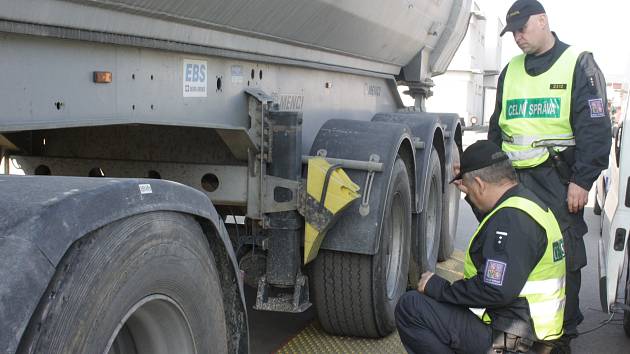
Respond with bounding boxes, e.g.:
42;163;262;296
417;271;434;293
453;179;468;194
452;163;469;194
567;182;588;213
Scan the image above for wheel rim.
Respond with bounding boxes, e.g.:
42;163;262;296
425;175;440;261
105;295;196;354
385;192;405;300
448;185;460;232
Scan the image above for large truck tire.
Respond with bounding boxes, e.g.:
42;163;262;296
438;143;460;261
18;211;229;354
420;149;443;271
312;158;411;337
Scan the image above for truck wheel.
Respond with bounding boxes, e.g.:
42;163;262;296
18;212;228;354
438;143;459;261
312;157;411;337
419;149;443;271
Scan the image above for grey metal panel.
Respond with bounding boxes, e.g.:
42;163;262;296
0;34;400;153
14;156;250;206
0;20;398;80
430;0;472;75
66;0;442;65
0;0;466;76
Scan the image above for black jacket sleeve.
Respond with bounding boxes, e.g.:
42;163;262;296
424;208;547;307
569;52;612;190
488;66;508;147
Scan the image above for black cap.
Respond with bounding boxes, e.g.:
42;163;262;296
500;0;546;36
450;140;509;183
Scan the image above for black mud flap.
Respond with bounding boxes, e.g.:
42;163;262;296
309;119;415;255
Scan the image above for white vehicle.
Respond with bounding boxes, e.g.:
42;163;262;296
598;99;630;336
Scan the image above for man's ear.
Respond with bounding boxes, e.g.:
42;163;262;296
539;14;549;30
474;176;485;193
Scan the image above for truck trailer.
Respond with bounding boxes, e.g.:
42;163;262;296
0;0;471;352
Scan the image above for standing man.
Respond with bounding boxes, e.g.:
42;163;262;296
489;1;612;350
396;140;566;354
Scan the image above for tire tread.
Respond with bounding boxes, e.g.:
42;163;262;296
312;158;411;338
314;250;377;337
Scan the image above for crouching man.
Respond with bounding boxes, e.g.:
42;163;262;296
395;140;566;353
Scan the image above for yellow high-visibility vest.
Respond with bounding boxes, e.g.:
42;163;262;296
499;47;581;168
464;196;566;340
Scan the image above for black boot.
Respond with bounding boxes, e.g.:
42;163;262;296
549;336;571;354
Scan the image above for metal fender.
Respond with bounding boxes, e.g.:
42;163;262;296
309;119;415;255
0;175;245;354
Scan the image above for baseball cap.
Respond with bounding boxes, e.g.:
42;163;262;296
450;140;509;183
500;0;546;36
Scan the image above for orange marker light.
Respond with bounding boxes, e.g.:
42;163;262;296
93;71;112;83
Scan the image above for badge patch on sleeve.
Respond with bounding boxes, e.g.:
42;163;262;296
484;260;507;286
588;98;606;118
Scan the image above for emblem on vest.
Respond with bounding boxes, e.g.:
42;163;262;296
506;98;561;119
552;240;565;262
549;84;567;90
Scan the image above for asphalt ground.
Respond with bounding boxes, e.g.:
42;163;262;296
247;130;630;353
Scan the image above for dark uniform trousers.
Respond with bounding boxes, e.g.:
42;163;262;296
517;165;586;337
396;291;493;354
396;292;555;354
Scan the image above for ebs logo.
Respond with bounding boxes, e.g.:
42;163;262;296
185;63;206;83
183;59;208;97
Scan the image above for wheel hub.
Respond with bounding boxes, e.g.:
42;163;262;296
385;192;405;300
105;295;196;354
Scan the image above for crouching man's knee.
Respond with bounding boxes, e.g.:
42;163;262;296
395;290;429;328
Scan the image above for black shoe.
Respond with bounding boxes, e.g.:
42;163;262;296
549;336;571;354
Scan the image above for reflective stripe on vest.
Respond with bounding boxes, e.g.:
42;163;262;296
505;147;548;162
499;47;581;168
463;196;566;340
501;132;576;148
519;277;566;296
